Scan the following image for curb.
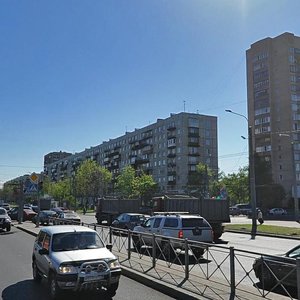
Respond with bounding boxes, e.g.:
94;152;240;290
121;266;201;300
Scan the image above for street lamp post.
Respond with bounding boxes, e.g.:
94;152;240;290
225;109;257;238
279;134;299;221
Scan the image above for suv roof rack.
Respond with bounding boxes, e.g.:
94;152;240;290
153;211;190;216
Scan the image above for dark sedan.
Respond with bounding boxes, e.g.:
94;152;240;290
32;210;57;225
253;244;300;289
53;210;81;225
112;213;149;230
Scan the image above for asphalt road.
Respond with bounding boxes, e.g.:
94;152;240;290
0;226;175;300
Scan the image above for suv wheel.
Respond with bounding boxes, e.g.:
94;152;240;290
162;241;174;259
192;247;204;259
6;224;11;232
32;261;42;283
106;282;119;297
132;234;141;250
49;273;62;299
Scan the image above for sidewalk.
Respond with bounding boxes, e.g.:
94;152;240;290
12;220;201;300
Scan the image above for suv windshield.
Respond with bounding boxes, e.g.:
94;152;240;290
182;218;209;228
52;232;104;251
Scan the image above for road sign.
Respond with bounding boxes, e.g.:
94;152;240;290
24;183;38;194
30;173;39;184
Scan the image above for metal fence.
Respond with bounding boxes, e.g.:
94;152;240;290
52;218;300;300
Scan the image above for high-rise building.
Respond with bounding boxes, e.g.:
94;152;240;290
246;32;300;206
44;151;72;165
44;112;218;194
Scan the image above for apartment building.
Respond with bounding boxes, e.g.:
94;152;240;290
44;112;218;193
246;32;300;204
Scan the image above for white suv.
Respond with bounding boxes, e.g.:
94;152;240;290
32;225;121;299
133;214;213;258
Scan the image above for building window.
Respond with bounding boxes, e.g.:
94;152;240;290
254;107;270;116
188;118;199;127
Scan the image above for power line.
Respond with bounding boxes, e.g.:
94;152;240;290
0;164;41;169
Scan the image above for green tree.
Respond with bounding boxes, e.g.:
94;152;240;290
132;173;157;200
115;166;136;198
220;166;249;205
187;162;213;198
75;159;112;203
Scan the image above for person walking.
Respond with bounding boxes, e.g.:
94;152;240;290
257;209;264;225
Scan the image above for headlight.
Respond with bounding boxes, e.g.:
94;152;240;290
58;265;77;274
5;217;11;223
108;260;120;269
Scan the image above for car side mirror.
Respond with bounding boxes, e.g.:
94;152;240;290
106;244;113;251
39;248;49;255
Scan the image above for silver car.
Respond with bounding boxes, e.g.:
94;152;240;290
133;214;213;258
32;225;121;299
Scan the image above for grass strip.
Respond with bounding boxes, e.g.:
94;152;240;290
225;224;300;237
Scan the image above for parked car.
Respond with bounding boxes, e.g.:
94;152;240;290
8;207;37;221
31;205;39;213
112;213;149;230
229;206;240;216
32;210;58;225
0;208;11;231
268;208;287;215
133;213;213;258
253;244;300;288
51;207;68;214
234;203;252;216
32;225;121;298
53;210;81;225
0;203;11;211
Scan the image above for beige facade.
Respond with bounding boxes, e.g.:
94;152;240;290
44;112;218;194
247;32;300;205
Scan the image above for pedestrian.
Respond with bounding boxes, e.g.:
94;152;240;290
257;209;264;225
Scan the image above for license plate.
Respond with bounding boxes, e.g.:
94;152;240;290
84;275;103;282
193;228;202;235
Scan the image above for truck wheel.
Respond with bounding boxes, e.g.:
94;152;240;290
49;273;62;299
32;261;42;283
106;282;119;297
6;224;11;232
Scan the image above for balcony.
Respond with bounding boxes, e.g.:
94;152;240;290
135;157;150;164
167;153;176;158
132;140;148;150
167;170;176;176
167;131;176;138
188;152;200;156
142;145;153;154
167;125;176;131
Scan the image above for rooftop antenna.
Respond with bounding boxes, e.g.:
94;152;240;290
183;100;186;112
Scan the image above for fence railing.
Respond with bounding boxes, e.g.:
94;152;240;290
50;218;299;300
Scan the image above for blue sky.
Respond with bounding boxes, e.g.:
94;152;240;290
0;0;299;187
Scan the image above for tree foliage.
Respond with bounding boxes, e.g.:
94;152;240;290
115;166;156;199
219;166;249;205
187;162;214;198
75;159;112;200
